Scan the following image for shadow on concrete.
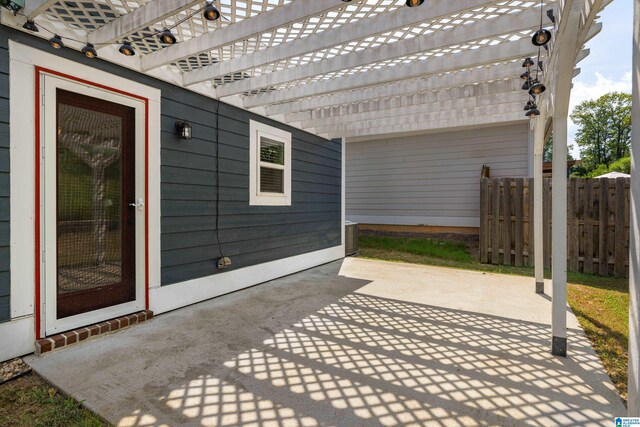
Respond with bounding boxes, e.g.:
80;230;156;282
28;260;625;426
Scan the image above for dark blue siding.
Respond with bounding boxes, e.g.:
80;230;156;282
0;26;342;294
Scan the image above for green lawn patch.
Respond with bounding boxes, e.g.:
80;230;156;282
0;373;110;427
358;233;629;402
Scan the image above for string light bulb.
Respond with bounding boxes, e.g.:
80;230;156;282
529;80;546;96
405;0;424;6
82;42;98;59
22;20;38;32
49;34;63;49
203;2;220;21
119;41;136;56
159;28;177;45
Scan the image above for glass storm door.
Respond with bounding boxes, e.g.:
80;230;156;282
55;89;136;319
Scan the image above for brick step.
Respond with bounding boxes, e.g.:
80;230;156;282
35;310;153;355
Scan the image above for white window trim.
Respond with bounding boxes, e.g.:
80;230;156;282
249;120;292;206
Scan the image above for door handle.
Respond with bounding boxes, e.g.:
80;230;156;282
128;198;145;211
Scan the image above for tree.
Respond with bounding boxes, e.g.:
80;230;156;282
570;92;632;171
543;135;574;162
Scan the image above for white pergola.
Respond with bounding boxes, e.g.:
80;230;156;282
4;0;639;415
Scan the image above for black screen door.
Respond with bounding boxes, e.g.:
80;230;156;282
55;89;136;319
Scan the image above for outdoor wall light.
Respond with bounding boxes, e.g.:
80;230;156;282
203;2;221;21
529;80;546;96
22;20;38;32
405;0;424;6
119;41;136;56
175;121;193;140
82;43;98;59
532;29;552;46
49;34;64;49
159;28;177;45
522;57;534;68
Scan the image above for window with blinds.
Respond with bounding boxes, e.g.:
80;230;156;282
259;137;285;194
249;120;292;206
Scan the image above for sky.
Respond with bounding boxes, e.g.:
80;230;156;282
568;0;633;158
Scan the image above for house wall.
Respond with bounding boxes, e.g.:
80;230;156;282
0;25;342;331
345;123;529;228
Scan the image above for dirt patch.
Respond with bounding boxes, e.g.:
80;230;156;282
359;229;480;260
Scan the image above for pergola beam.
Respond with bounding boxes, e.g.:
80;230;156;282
216;8;542;98
310;101;524;137
316;110;526;139
297;87;524;130
241;38;537;107
140;0;349;71
88;0;202;45
261;64;521;115
183;0;500;86
23;0;57;19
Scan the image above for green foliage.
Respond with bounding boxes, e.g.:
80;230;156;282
571;92;632;171
543;135;575;162
572;156;631;178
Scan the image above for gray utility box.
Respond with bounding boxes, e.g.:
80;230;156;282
345;221;359;256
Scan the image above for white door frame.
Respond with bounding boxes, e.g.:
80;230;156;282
41;73;147;335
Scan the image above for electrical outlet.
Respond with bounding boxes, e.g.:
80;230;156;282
217;257;232;269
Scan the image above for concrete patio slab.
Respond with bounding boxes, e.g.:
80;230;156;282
26;258;626;426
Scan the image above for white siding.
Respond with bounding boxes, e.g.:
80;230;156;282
346;123;530;227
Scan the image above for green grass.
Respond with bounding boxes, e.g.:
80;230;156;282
0;373;110;427
358;234;630;402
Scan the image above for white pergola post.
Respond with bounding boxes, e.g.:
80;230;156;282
551;113;568;357
533;115;546;294
628;0;640;415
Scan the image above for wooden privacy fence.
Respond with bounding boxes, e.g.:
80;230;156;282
479;177;630;277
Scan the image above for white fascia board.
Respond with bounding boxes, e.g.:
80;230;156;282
140;0;348;71
23;0;57;19
183;0;499;86
298;89;525;130
88;0;202;45
311;102;525;138
262;64;520;115
241;38;537;107
216;9;543;98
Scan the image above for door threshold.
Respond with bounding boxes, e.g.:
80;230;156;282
35;310;153;356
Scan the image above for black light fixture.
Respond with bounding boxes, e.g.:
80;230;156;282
520;71;530;80
522;57;534;68
526;107;541;118
524;100;534;111
22;20;38;32
119;41;136;56
405;0;424;6
546;9;556;24
532;28;552;46
522;78;533;91
82;42;98;59
49;34;63;49
203;1;220;20
529;79;546;96
175;121;192;140
159;28;177;45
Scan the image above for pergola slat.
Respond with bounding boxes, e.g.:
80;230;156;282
182;0;499;86
23;0;58;19
241;38;537;107
216;8;542;98
261;65;521;115
140;0;349;71
88;0;202;45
